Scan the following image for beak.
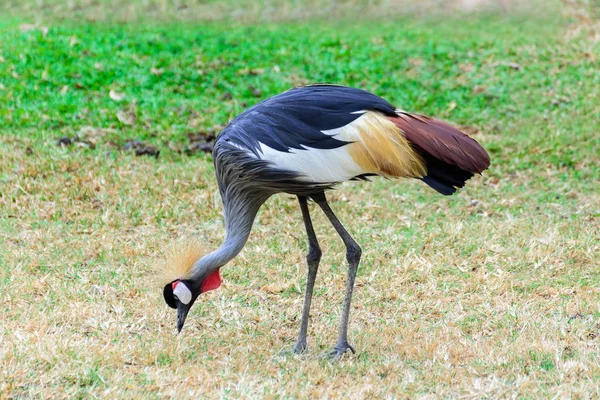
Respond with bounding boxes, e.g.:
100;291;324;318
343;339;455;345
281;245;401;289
176;301;191;333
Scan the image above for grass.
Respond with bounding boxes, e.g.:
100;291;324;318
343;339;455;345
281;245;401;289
1;0;600;398
1;0;555;23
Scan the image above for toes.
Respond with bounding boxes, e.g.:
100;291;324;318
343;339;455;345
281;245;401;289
327;342;356;360
327;349;345;361
293;342;307;354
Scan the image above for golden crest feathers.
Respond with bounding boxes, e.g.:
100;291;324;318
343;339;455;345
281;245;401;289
158;239;206;285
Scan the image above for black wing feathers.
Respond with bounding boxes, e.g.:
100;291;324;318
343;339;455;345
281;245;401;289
216;85;398;154
214;84;490;196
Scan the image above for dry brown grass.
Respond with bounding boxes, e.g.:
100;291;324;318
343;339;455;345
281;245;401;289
1;128;599;397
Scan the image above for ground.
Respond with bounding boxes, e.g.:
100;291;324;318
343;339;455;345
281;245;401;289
1;0;599;398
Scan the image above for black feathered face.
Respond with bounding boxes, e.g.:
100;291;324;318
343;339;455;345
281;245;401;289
162;270;222;333
163;282;178;309
163;280;200;332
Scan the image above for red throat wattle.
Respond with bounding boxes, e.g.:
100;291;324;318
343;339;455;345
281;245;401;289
201;269;222;293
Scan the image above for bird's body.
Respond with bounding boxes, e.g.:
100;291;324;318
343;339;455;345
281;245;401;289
163;85;490;358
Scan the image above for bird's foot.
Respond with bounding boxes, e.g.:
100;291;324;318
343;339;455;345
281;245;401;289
293;340;307;354
328;341;356;360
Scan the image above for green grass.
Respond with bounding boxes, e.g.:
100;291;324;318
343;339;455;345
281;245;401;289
1;1;600;398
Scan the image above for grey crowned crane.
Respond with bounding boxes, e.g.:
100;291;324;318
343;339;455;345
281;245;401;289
162;84;490;358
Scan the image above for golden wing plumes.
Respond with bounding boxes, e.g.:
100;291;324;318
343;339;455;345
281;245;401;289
348;111;427;179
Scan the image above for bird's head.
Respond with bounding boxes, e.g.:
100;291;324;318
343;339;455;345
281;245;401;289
160;240;222;333
163;271;221;332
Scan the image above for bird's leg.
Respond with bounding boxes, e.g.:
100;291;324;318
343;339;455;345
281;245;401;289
312;192;361;360
294;196;322;354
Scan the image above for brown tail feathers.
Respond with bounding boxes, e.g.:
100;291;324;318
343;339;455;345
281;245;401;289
389;112;491;195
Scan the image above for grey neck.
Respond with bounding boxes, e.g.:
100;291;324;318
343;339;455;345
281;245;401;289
191;189;268;283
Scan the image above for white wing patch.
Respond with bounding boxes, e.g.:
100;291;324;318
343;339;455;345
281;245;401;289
255;111;425;183
255;113;379;183
258;142;363;183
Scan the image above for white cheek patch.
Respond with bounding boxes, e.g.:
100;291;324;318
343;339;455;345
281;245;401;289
173;283;192;305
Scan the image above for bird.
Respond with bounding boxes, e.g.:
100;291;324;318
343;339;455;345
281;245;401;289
162;84;490;358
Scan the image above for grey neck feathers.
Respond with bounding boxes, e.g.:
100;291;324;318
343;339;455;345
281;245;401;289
191;187;269;283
